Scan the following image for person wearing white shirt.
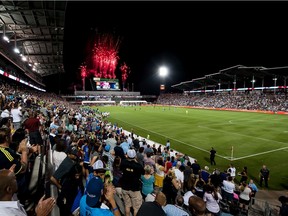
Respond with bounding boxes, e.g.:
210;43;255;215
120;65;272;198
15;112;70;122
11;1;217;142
227;164;236;180
239;183;252;211
221;176;235;202
203;184;222;215
127;134;132;146
52;139;67;170
183;190;194;207
0;169;55;216
174;161;185;190
10;103;22;130
0;105;11;118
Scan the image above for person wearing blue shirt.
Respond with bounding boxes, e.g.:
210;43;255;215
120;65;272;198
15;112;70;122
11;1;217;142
163;194;190;216
80;177;120;216
248;179;258;205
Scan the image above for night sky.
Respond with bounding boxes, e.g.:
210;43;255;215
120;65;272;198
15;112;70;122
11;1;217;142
44;1;288;95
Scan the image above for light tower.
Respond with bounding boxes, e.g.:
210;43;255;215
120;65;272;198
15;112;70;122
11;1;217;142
159;66;168;93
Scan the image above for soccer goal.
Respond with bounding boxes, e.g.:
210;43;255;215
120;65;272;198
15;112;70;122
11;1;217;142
119;100;148;106
81;100;116;106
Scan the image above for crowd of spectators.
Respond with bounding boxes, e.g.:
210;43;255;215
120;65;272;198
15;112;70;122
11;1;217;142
157;92;288;112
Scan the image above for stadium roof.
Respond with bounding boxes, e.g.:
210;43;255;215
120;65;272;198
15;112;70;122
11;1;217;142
0;1;67;85
172;65;288;91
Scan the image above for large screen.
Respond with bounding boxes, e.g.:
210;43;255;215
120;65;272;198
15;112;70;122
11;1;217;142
93;78;120;90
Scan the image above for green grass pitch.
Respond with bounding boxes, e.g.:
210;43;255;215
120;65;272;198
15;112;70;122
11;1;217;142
96;105;288;190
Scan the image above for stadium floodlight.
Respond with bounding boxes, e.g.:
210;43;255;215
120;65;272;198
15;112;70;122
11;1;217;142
2;25;9;43
13;34;20;54
3;35;9;42
159;66;168;77
14;47;20;54
273;77;277;94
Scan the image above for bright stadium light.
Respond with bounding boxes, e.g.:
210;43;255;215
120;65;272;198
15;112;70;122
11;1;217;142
159;66;168;77
273;77;277;94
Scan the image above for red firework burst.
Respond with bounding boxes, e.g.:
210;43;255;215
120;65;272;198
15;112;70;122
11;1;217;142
79;31;131;89
120;62;130;83
80;64;87;78
91;33;121;79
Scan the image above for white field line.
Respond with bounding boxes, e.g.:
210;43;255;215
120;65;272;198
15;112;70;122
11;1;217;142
230;146;288;161
198;125;288;146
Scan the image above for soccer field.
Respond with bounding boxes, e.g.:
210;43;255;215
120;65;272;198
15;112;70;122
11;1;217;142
97;105;288;190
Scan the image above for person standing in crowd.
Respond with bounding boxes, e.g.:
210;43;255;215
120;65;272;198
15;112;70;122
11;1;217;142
79;176;120;216
210;147;216;165
191;159;201;177
56;164;84;216
163;194;190;216
23;110;43;155
239;182;252;212
227;164;236;180
0;169;56;216
259;165;270;188
166;139;170;151
10;102;22;130
188;196;206;216
248;179;258;204
50;145;80;190
141;165;155;199
120;149;144;216
203;184;222;216
221;176;235;202
239;166;248;184
136;191;167;216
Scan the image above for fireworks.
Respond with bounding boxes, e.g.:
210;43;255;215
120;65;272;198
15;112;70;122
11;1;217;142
91;33;121;79
80;64;87;78
120;62;130;83
79;31;131;89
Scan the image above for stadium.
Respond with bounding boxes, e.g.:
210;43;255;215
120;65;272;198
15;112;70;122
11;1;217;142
0;1;288;216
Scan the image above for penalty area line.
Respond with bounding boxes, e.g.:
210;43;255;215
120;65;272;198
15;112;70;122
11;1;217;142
231;146;288;161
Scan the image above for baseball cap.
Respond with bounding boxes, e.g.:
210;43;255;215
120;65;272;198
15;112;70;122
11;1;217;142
67;145;78;157
86;177;104;207
127;149;136;159
92;160;108;171
104;144;111;152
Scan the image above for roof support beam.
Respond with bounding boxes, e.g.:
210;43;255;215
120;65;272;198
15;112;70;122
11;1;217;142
0;9;65;14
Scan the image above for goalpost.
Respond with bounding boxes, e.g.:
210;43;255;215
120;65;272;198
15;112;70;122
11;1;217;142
119;100;148;106
81;101;116;106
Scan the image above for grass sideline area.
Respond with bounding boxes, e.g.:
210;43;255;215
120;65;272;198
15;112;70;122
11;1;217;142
96;105;288;190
